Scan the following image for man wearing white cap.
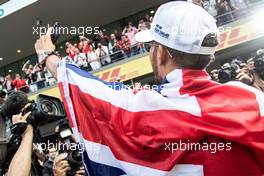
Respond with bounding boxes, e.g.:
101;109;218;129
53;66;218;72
35;1;264;176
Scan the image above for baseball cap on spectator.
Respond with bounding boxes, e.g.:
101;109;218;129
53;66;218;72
135;1;219;55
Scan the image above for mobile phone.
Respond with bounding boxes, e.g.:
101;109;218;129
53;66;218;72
51;22;60;44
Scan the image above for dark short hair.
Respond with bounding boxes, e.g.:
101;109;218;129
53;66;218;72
166;33;218;69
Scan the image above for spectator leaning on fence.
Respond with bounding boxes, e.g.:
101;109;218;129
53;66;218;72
12;74;27;92
109;33;122;54
229;0;248;17
25;67;37;92
98;30;109;47
203;0;218;17
113;29;121;41
96;42;111;65
79;36;91;56
3;74;13;92
138;19;148;32
87;45;101;70
65;42;79;60
22;60;34;75
34;63;45;81
216;0;233;24
123;23;139;56
120;35;131;58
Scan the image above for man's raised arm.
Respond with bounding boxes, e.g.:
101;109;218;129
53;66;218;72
34;28;60;79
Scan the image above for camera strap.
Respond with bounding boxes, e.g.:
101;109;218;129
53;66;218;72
0;116;7;163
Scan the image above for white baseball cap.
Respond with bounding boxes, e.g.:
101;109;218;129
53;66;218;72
135;1;219;55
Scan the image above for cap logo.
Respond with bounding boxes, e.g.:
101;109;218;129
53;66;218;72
154;24;170;39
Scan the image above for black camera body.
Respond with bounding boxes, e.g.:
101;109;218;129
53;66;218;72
66;150;83;176
56;119;83;176
218;62;240;83
254;49;264;80
0;92;67;173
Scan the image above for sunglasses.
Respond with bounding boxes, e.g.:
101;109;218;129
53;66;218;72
144;42;159;52
143;42;173;58
144;42;152;52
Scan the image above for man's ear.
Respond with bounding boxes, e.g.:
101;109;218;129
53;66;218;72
156;45;167;66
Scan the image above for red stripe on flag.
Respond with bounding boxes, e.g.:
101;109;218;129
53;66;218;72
58;82;75;127
60;82;264;171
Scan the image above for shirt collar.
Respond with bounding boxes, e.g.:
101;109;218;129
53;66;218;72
165;68;210;83
158;69;211;94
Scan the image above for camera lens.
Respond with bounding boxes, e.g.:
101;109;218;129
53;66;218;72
218;63;238;83
254;57;264;72
218;69;232;83
71;150;82;162
41;100;59;115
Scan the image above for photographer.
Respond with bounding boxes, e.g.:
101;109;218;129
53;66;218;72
0;91;45;175
216;51;264;92
239;58;264;92
53;153;85;176
6;112;33;176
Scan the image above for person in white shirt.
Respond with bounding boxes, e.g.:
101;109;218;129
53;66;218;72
230;0;247;10
230;0;248;17
44;67;56;86
203;0;218;17
122;23;139;56
74;48;88;69
96;43;111;66
88;45;101;70
3;74;13;92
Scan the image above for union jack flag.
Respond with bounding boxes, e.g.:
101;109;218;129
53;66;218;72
57;60;264;176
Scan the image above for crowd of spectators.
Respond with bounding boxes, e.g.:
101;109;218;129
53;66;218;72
0;14;153;94
64;15;152;71
0;61;56;94
194;0;254;24
209;49;264;92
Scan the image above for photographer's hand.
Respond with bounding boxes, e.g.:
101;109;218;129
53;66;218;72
236;69;254;85
12;112;33;137
53;153;71;176
7;112;33;176
12;112;30;123
75;166;85;176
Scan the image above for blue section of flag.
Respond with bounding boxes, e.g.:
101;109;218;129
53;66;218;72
82;150;127;176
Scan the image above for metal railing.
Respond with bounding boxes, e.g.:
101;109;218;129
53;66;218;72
214;0;264;26
12;44;147;94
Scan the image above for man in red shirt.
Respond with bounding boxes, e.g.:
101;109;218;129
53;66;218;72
119;35;131;58
65;42;79;60
12;74;27;91
79;36;91;55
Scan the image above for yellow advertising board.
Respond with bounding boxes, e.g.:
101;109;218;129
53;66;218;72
216;20;264;51
29;19;264;100
29;56;153;100
94;55;153;82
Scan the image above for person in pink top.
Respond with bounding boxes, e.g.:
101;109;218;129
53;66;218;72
122;22;139;56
